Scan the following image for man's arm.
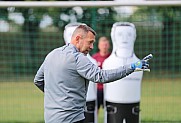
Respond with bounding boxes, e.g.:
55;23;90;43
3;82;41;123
76;53;134;83
34;62;45;92
76;53;152;83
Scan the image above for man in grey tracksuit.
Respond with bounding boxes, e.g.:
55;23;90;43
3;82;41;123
34;25;152;123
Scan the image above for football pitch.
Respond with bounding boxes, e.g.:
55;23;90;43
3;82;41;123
0;78;181;123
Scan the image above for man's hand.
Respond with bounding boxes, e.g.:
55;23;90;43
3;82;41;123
131;54;153;72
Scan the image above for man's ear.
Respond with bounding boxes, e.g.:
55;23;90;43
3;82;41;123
75;35;81;44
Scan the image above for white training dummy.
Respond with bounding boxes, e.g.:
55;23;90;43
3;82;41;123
103;22;143;123
64;22;97;123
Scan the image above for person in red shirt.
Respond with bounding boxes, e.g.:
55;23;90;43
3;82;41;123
92;36;111;112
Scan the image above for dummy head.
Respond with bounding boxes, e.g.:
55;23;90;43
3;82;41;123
111;22;136;57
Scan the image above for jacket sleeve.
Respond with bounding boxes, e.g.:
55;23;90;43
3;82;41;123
34;62;45;92
76;53;134;83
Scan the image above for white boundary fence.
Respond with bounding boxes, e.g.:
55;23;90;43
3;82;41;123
0;1;181;8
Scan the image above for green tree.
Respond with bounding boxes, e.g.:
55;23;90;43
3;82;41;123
2;0;117;71
130;6;181;70
13;7;45;71
0;8;8;20
47;0;116;54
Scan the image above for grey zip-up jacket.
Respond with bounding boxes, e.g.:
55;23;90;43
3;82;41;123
34;43;134;123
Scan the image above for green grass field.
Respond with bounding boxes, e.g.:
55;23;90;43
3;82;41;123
0;78;181;123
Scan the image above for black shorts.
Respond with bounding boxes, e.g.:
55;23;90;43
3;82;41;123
97;89;104;109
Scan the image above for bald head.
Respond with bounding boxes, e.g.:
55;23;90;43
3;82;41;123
70;25;96;55
71;25;96;39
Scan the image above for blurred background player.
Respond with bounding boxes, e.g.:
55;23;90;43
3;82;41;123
92;37;111;113
103;22;143;123
64;22;98;123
